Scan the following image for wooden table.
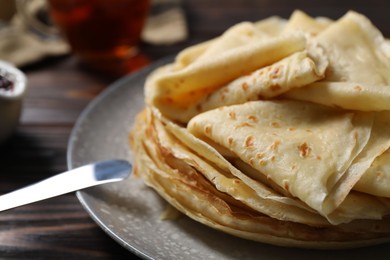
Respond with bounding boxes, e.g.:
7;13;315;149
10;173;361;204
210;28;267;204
1;1;389;258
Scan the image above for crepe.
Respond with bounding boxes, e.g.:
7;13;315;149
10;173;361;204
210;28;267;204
130;107;390;249
355;149;390;197
282;10;332;35
187;100;390;223
284;11;390;109
145;28;308;123
129;10;390;248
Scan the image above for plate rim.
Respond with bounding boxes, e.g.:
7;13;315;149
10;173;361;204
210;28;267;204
67;55;173;169
66;56;174;259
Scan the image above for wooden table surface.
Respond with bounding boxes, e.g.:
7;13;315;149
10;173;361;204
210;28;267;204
1;1;390;258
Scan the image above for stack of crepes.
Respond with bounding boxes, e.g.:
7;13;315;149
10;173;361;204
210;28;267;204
129;10;390;249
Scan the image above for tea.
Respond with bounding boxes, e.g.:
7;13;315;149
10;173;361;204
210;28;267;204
48;0;150;76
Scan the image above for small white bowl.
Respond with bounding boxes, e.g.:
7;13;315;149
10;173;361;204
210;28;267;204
0;60;27;144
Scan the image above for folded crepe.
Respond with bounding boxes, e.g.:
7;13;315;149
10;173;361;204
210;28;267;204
187;100;390;224
284;11;390;110
145;26;309;123
129;10;390;248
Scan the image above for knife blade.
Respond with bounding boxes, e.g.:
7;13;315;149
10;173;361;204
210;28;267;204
0;159;131;211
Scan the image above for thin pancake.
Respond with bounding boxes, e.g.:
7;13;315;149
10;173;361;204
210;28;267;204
145;31;307;123
187;100;375;222
129;10;390;248
129;108;390;248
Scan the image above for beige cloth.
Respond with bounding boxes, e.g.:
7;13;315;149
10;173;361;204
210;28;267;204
0;0;188;67
142;6;187;45
0;16;70;67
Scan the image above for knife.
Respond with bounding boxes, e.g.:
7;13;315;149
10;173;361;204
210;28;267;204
0;159;131;211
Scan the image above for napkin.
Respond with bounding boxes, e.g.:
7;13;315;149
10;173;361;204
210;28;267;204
142;0;188;45
0;0;188;67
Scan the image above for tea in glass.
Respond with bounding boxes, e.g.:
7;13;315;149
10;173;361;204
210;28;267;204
48;0;150;76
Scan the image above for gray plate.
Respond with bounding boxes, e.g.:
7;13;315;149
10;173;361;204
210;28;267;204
67;57;389;259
